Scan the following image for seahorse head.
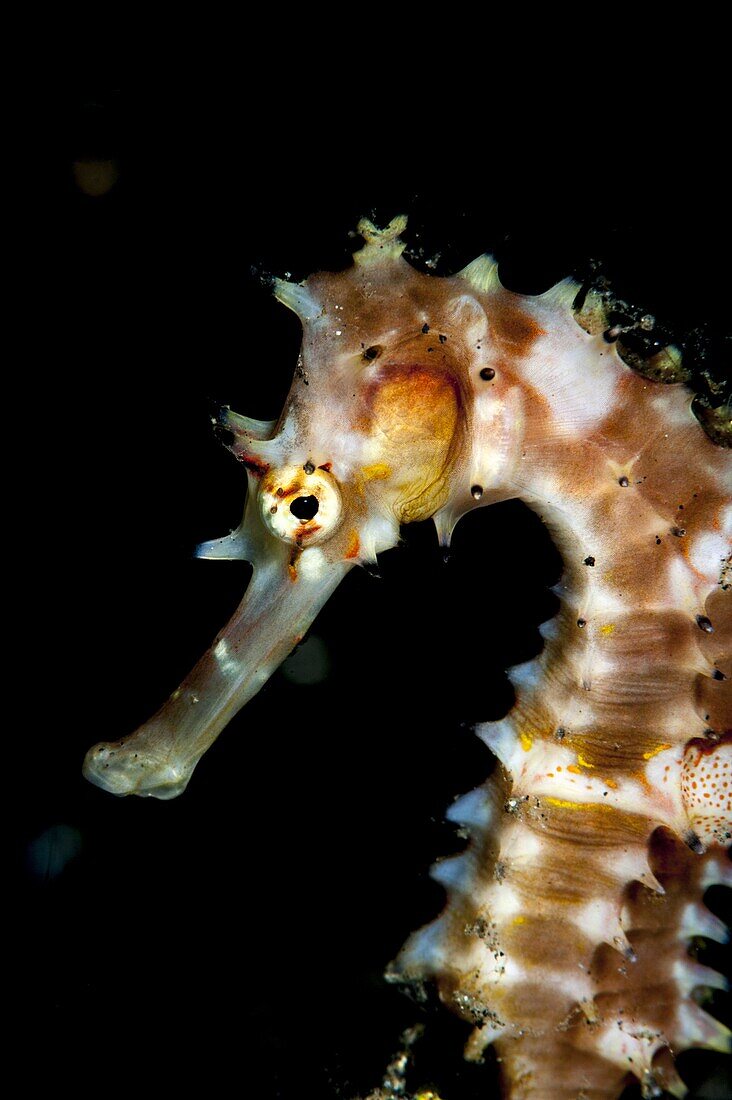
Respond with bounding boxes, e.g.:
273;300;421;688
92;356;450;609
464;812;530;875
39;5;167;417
217;216;497;582
83;216;506;799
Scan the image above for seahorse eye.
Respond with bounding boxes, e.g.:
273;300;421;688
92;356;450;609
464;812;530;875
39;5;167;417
258;465;342;545
290;495;319;521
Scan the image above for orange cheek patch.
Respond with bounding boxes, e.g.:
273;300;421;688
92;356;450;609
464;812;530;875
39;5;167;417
359;364;464;523
369;365;460;448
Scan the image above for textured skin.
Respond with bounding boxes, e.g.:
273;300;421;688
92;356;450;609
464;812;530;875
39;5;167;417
83;219;731;1098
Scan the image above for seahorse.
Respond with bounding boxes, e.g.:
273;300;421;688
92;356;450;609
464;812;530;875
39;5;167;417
83;216;731;1099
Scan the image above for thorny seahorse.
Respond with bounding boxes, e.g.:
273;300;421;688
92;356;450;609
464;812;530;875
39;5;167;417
84;217;731;1099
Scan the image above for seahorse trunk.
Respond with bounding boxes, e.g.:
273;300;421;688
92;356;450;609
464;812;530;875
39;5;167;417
392;276;731;1097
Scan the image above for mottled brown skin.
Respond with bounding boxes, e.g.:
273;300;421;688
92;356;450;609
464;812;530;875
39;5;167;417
383;252;730;1095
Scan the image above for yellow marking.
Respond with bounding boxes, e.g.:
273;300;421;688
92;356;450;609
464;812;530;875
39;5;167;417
567;764;582;775
546;797;614;812
520;731;533;752
603;777;618;789
600;623;615;637
344;529;360;560
577;753;595;768
362;462;392;481
642;743;672;760
512;915;526;925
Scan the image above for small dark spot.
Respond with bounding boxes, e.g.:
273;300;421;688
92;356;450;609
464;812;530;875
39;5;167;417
671;526;686;537
269;505;277;514
276;487;284;497
555;727;566;740
303;461;315;474
696;615;713;633
655;536;662;545
479;367;495;381
603;328;620;343
678;504;684;510
421;323;430;334
363;345;381;361
577;618;586;628
290;495;319;521
583;556;595;567
471;485;484;500
684;830;705;855
711;669;726;681
427;346;434;352
618;476;629;487
438;333;447;343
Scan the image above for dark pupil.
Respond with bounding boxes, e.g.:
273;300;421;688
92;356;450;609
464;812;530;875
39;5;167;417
290;495;320;521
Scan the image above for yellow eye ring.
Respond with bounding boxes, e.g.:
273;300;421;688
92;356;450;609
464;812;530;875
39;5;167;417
258;464;343;546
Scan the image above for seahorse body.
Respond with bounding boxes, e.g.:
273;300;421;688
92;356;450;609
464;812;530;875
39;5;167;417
83;218;731;1098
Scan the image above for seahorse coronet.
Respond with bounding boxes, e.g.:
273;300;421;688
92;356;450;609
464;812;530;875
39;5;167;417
83;215;731;1099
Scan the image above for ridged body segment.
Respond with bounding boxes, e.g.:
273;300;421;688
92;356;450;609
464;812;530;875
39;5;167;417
392;274;731;1097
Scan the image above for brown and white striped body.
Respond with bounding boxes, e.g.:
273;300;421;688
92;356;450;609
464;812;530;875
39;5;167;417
84;219;730;1098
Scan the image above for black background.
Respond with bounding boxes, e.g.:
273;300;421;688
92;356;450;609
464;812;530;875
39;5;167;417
16;89;730;1098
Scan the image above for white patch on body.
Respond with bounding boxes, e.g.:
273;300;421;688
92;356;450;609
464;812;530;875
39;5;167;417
688;529;730;582
213;638;240;677
590;1020;663;1074
520;328;622;434
664;555;701;615
298;547;328;580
